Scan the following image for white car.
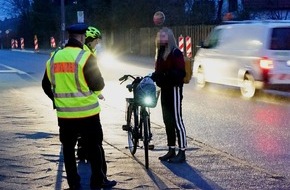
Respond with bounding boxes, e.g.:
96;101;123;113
193;20;290;98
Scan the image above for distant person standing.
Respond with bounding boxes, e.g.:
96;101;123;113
151;27;187;163
41;23;116;189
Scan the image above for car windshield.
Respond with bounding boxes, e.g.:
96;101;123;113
270;27;290;50
203;28;221;48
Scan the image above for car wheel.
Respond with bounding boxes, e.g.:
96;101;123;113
196;67;206;88
240;73;256;98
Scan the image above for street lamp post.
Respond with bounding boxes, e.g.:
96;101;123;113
61;0;65;47
0;30;2;49
5;29;10;49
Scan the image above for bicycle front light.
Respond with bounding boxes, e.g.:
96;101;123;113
144;96;153;106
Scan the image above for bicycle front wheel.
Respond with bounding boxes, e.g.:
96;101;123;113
142;112;150;169
127;104;138;155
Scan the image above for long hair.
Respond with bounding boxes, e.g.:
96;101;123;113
155;27;178;61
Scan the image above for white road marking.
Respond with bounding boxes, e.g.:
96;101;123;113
0;63;35;81
0;63;28;75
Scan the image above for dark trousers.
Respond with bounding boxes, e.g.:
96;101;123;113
58;114;107;187
161;86;187;149
77;136;88;160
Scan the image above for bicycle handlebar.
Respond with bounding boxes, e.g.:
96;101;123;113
119;74;136;82
118;75;127;81
120;73;160;108
119;74;142;92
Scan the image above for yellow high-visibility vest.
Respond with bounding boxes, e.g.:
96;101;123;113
83;44;97;56
46;47;101;118
83;44;91;52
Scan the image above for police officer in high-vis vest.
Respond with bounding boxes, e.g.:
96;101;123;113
42;23;116;190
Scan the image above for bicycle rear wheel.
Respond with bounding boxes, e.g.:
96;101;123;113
127;104;139;155
142;112;150;169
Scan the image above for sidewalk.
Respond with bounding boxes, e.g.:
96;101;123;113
0;82;167;189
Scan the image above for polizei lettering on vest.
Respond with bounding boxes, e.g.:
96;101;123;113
54;62;75;73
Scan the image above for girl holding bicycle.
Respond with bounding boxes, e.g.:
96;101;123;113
151;27;187;163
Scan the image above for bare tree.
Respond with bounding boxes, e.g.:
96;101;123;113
181;0;216;25
268;10;289;20
0;0;31;18
242;0;290;20
216;0;223;23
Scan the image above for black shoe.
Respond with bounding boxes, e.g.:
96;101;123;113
68;175;81;190
91;179;117;189
168;149;186;163
159;147;176;161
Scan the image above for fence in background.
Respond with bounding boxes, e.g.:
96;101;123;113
6;25;216;56
105;25;216;57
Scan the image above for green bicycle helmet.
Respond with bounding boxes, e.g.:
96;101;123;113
86;26;102;39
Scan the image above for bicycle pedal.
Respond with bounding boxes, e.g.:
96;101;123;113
148;144;155;150
122;125;129;131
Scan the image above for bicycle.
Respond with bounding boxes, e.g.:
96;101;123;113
119;74;159;169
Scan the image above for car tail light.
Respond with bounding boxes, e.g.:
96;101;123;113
259;57;273;69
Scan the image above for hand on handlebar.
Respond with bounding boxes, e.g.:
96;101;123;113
150;72;157;82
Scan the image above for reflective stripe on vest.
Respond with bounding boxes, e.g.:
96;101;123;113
57;102;99;112
47;48;100;118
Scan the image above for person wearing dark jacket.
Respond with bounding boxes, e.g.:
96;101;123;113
77;26;104;162
151;27;187;163
42;23;116;189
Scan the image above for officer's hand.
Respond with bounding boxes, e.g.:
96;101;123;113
98;94;105;101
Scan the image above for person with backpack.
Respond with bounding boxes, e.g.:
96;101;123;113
151;27;187;163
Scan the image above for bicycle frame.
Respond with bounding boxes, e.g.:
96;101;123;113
120;74;156;169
